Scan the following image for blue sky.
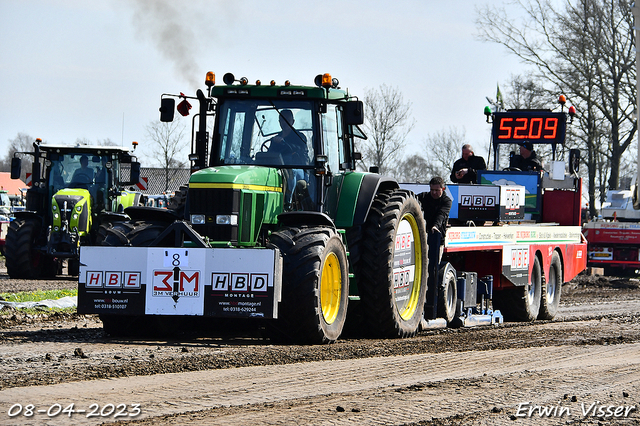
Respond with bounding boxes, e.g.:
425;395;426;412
0;0;525;166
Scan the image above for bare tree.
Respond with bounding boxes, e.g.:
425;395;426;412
146;120;188;192
477;0;636;213
358;85;415;175
0;133;37;180
423;127;470;183
393;155;439;184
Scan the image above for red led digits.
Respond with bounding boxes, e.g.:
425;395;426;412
499;117;512;139
497;116;560;140
528;117;543;139
513;118;528;139
544;117;558;139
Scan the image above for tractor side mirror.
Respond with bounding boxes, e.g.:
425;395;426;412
129;161;141;185
344;101;364;125
569;149;580;175
160;98;176;122
10;157;21;180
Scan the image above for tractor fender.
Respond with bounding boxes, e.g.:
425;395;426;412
335;173;399;228
98;211;130;225
123;206;181;223
278;211;335;228
12;210;45;227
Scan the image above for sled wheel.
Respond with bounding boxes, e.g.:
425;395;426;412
5;218;44;279
499;255;542;321
268;226;349;343
437;263;458;323
357;189;428;338
539;251;562;320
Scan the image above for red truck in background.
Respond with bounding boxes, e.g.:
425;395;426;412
583;194;640;274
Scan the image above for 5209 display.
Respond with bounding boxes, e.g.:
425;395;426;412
492;111;567;145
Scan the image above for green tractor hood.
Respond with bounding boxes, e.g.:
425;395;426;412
188;165;285;246
189;165;284;191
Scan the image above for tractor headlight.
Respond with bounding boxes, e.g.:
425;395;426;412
54;226;59;231
52;205;57;211
190;214;205;225
76;205;82;212
73;214;78;220
54;212;59;219
216;214;238;225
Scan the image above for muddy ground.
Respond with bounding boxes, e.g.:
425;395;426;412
1;269;639;425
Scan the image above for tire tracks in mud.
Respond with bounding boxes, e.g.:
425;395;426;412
1;343;639;425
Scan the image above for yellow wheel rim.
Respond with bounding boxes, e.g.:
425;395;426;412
320;252;342;324
398;213;423;321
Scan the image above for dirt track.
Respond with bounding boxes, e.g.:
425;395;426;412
0;272;639;425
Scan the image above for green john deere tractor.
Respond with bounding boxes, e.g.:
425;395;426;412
6;139;141;278
80;72;428;343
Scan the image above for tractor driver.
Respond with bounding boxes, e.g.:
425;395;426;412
71;155;95;184
268;109;309;165
268;109;310;207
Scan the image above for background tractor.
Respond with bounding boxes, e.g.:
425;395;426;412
6;139;141;278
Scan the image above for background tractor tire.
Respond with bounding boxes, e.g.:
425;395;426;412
100;221;167;247
268;226;349;344
100;222;136;246
496;256;542;322
5;218;48;279
539;251;562;320
168;184;188;219
356;189;428;338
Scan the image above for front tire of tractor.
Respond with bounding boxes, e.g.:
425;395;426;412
5;218;44;279
268;226;349;344
356;189;428;338
538;252;562;320
498;255;542;322
97;220;168;338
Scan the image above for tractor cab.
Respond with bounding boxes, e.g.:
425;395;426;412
160;72;365;217
6;140;142;278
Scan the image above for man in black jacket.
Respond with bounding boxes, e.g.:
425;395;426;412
450;144;486;184
417;176;452;322
417;176;452;237
511;141;543;172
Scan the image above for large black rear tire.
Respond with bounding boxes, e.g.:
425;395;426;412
539;252;562;320
497;255;542;321
5;218;49;279
268;226;349;344
356;189;428;338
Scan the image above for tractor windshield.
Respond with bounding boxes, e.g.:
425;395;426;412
215;99;315;168
47;152;116;205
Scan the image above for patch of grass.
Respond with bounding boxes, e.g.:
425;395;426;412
0;289;78;316
0;288;77;303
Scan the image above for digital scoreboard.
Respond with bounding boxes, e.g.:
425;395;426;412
492;111;567;145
